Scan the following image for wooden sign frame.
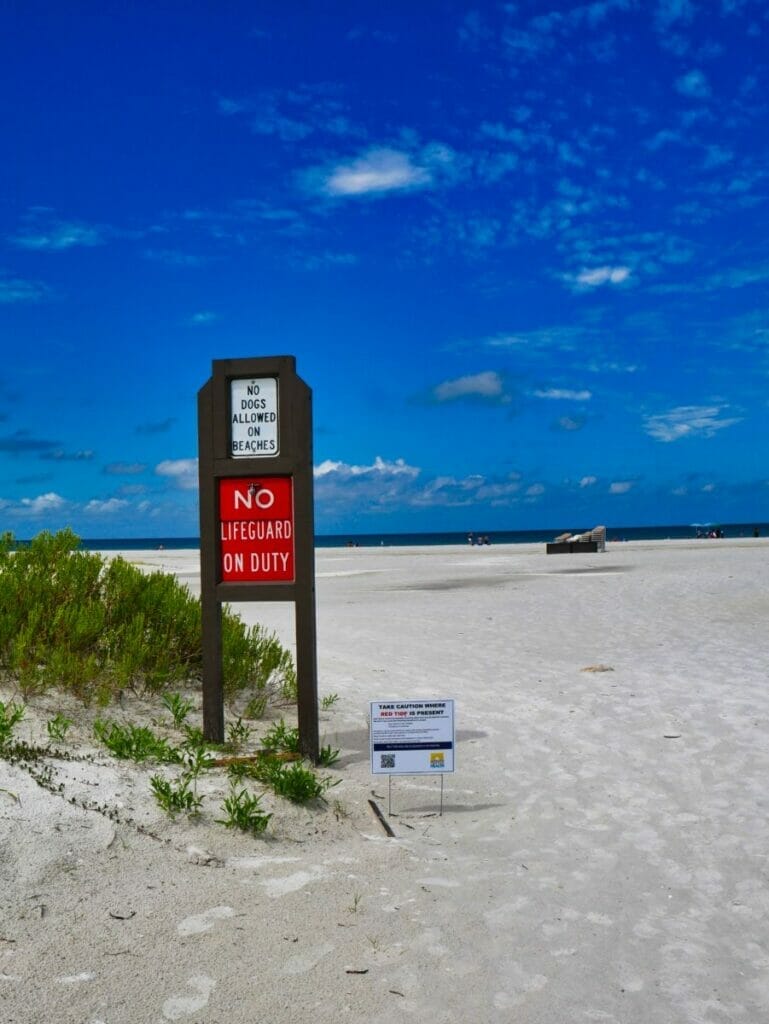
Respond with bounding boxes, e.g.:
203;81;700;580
198;356;319;760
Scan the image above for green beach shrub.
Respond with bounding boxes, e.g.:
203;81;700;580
263;759;332;803
253;754;337;804
93;720;180;763
0;529;294;710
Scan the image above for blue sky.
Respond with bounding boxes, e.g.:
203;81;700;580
1;0;767;538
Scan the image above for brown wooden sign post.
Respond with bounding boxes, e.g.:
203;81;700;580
197;356;319;761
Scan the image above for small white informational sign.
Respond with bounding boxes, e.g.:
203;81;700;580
370;699;455;775
230;377;279;458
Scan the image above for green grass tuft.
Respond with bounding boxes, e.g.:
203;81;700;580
217;786;271;835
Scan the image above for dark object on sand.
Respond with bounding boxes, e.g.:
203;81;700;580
547;526;606;554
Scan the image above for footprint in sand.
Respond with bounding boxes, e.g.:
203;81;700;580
162;974;216;1020
177;905;234;937
280;942;335;976
261;866;326;897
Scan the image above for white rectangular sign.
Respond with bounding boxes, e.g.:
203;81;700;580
230;377;279;457
370;699;455;775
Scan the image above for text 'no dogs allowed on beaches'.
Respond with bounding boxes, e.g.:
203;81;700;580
230;377;278;457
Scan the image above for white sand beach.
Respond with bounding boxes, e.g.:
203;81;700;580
2;537;769;1023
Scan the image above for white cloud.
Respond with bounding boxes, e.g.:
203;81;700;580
20;492;66;515
534;387;592;401
314;456;418;480
571;265;631;288
675;69;710;100
84;498;129;515
644;405;742;442
580;476;598;488
609;481;634;494
156;458;199;490
433;371;506;402
526;483;545;497
313;457;529;516
313;456;422;516
321;147;431;196
305;144;462;199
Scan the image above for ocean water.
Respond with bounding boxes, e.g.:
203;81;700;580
77;522;769;551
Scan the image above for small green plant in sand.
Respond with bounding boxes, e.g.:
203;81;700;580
161;692;195;729
93;719;179;763
178;733;215;789
317;743;340;767
278;664;298;705
181;724;207;748
217;786;271;835
226;717;252;751
257;757;337;804
150;773;202;817
320;693;339;710
46;712;73;744
0;700;25;748
261;719;300;755
348;891;363;913
226;760;262;784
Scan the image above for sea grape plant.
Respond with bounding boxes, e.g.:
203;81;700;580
0;529;294;710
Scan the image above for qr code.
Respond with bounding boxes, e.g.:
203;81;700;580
380;754;395;769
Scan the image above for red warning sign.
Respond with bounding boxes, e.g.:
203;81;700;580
219;477;295;582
